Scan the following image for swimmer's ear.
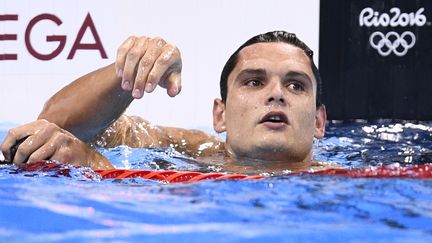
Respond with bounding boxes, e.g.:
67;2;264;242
213;98;226;133
314;104;326;139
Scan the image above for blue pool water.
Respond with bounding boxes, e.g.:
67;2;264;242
1;121;432;242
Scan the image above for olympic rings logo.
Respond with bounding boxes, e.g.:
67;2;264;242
369;31;416;56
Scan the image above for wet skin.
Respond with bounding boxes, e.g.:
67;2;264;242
0;37;328;173
213;42;326;170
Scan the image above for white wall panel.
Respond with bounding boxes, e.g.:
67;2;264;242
1;0;319;129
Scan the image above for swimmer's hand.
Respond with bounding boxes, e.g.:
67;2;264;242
0;120;113;169
115;36;182;99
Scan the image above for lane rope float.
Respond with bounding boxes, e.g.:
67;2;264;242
94;169;265;183
4;161;432;182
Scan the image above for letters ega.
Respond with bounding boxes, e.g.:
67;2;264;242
0;13;107;61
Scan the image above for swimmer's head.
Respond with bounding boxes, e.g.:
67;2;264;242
220;31;322;107
213;32;327;165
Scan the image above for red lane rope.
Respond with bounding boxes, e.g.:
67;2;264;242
94;169;265;183
10;161;432;183
95;163;432;182
301;163;432;179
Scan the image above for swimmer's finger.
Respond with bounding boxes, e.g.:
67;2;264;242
133;37;166;98
13;136;37;164
122;37;149;92
146;44;182;94
27;142;56;164
115;36;137;79
12;126;53;164
1;125;34;162
1;129;17;161
165;72;182;97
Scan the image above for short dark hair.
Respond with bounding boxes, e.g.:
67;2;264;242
220;31;322;107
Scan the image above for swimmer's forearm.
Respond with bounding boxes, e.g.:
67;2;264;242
38;63;133;141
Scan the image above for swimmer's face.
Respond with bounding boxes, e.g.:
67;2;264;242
213;42;326;163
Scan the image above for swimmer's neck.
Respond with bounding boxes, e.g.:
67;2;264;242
222;145;313;173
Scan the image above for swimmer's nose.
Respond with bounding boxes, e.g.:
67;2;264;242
266;80;285;105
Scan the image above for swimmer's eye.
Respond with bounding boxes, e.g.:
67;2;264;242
287;82;304;92
245;79;263;87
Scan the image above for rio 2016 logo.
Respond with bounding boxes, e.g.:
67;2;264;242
359;7;427;57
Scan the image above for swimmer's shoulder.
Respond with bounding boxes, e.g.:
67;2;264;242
90;114;161;147
158;125;225;157
92;114;224;156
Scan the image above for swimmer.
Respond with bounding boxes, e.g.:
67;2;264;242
1;31;328;175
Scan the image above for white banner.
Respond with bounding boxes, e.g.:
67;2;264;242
0;0;319;129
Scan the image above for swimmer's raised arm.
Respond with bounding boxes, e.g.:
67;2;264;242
38;36;182;141
1;36;218;169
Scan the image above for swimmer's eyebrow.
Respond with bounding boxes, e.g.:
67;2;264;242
235;68;267;81
284;71;313;86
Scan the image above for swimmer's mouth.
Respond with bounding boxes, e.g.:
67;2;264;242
259;112;288;124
